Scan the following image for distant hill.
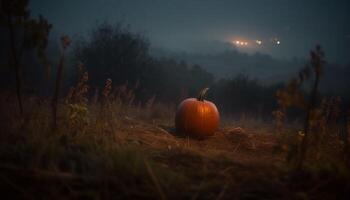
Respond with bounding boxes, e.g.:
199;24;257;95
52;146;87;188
150;47;303;82
150;47;350;96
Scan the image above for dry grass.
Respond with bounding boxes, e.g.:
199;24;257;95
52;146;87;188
0;92;349;199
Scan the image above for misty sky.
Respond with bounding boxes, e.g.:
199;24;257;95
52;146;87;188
30;0;350;63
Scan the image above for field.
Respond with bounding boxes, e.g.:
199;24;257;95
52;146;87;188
1;1;350;199
0;93;349;200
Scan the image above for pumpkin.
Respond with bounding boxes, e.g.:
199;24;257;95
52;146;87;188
175;88;219;138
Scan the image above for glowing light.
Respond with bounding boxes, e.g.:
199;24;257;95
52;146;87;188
276;40;280;45
256;40;262;45
233;40;249;47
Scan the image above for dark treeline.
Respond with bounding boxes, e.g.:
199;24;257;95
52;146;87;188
210;75;284;117
1;22;349;117
72;23;214;103
71;23;281;116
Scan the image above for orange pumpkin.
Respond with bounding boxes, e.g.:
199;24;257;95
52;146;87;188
175;88;220;138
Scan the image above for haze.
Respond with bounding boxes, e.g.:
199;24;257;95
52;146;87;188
30;0;350;63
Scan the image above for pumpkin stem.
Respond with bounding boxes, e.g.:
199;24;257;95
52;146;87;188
197;87;209;101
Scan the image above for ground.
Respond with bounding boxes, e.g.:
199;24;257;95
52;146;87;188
0;112;348;200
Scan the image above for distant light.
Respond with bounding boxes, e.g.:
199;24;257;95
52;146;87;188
276;40;280;45
233;40;249;47
256;40;262;45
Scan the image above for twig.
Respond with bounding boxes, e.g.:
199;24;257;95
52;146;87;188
233;138;242;154
7;13;23;115
215;183;229;200
0;173;25;193
191;180;206;200
308;179;332;194
221;131;231;141
144;159;166;200
155;126;174;138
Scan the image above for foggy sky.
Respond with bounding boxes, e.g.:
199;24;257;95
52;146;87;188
30;0;350;63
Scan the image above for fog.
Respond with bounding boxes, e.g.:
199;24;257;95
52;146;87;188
30;0;350;64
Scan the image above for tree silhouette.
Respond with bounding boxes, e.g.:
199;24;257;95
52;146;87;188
297;45;325;169
0;0;51;115
52;35;71;129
